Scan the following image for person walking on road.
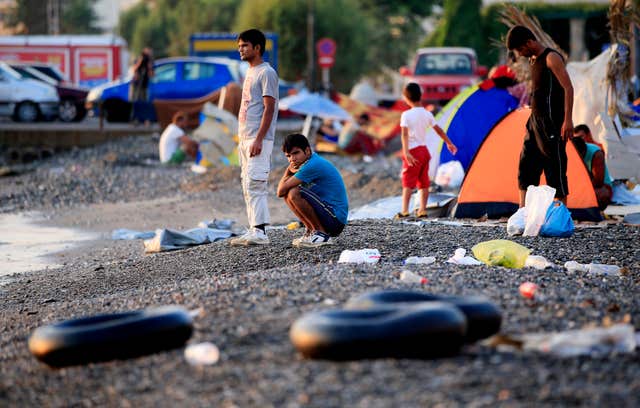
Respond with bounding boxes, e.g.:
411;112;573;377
506;25;574;207
231;29;279;246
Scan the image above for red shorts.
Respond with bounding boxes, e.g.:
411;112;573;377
401;146;431;189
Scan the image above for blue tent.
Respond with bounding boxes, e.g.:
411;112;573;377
439;87;519;171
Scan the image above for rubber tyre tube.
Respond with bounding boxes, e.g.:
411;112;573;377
345;290;501;343
290;302;467;360
28;306;193;367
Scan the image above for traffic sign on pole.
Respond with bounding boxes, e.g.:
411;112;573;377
316;38;336;68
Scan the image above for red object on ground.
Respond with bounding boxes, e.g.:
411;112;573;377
519;282;538;299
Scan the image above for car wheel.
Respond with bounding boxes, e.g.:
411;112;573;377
14;102;40;122
73;105;87;122
59;99;77;122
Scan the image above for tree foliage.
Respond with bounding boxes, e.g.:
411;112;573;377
234;0;374;92
424;0;486;62
6;0;98;34
118;0;240;58
61;0;100;34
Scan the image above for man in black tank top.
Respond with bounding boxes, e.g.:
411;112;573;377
506;26;574;207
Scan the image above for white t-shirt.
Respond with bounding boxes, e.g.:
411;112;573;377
400;107;436;150
159;123;184;163
238;62;279;141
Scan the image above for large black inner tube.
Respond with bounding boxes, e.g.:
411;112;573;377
28;306;193;367
345;290;502;343
290;302;467;360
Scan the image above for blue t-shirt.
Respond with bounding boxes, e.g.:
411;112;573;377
294;153;349;224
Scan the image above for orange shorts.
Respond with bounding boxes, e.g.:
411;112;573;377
401;146;431;189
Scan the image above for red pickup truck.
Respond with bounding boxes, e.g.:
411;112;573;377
399;47;487;106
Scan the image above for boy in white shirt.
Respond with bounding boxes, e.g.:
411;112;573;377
158;111;199;164
397;83;457;218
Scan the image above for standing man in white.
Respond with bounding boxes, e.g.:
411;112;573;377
231;29;279;246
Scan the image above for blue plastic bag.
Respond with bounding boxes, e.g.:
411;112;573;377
540;201;574;237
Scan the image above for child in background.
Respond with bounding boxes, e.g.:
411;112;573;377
159;111;199;164
397;83;457;219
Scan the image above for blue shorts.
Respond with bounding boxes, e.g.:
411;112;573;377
298;186;346;237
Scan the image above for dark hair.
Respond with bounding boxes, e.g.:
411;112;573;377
358;113;370;122
571;136;587;157
506;26;536;50
172;110;187;123
403;82;421;103
282;133;310;153
238;29;266;56
574;124;591;135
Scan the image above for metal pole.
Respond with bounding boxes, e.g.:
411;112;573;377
306;0;315;92
321;67;330;97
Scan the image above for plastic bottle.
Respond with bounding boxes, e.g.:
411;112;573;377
404;256;436;265
522;324;637;357
586;263;622;276
564;261;588;273
564;261;621;275
399;270;428;285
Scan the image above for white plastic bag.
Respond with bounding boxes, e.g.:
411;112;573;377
523;185;556;236
507;207;527;236
337;249;381;264
435;161;464;188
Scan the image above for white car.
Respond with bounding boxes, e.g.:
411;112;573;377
0;62;59;122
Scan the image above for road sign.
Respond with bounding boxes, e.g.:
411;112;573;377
316;38;336;68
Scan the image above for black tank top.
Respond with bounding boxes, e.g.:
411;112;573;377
529;48;565;130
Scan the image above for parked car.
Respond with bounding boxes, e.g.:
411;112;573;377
86;57;245;122
0;62;59;122
10;62;89;122
399;47;488;106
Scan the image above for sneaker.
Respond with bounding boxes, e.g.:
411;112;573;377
230;228;270;246
292;230;312;247
297;231;333;248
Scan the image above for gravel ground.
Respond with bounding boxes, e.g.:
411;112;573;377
1;136;639;407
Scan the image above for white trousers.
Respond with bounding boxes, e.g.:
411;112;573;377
239;138;273;227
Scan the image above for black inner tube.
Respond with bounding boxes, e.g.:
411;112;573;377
290;302;467;360
345;290;502;343
28;306;193;367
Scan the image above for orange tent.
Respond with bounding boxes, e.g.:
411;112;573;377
452;108;602;221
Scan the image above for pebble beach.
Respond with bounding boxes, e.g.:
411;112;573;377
1;135;639;407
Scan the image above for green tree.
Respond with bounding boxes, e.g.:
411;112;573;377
424;0;486;63
7;0;47;34
118;0;240;57
359;0;442;69
5;0;98;34
234;0;374;92
61;0;100;34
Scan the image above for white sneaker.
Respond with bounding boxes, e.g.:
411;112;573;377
292;230;312;247
297;231;333;248
230;228;270;246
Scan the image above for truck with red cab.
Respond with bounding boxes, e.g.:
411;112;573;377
399;47;487;106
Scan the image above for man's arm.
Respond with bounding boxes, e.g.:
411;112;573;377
277;165;302;197
590;151;606;187
249;95;276;157
547;52;574;141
